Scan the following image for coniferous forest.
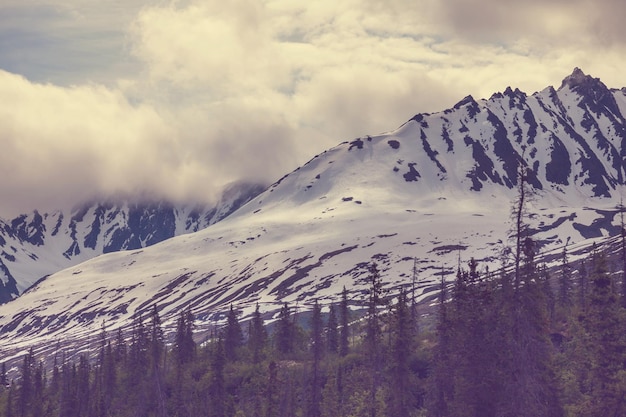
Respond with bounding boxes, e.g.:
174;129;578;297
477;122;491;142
1;244;626;417
2;176;626;417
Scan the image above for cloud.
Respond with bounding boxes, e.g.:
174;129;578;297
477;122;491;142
0;71;180;213
433;0;626;48
1;0;626;217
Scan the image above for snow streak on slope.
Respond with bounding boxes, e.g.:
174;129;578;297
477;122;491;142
1;68;626;358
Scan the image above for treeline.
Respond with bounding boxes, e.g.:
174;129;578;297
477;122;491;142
1;243;626;417
0;270;429;417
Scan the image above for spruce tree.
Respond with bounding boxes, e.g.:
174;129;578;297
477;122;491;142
339;287;350;357
76;355;90;417
511;163;533;290
149;305;166;417
248;303;267;364
5;382;14;417
115;327;127;363
266;361;279;417
276;303;293;356
501;236;563;417
174;308;195;365
387;289;413;417
17;348;34;417
583;251;626;416
365;262;386;417
308;300;324;417
0;362;6;390
210;339;226;417
447;261;501;417
149;304;165;371
620;201;626;309
30;361;44;417
578;260;588;312
429;270;451;417
326;304;339;355
541;264;556;324
224;304;244;362
558;246;573;310
130;313;149;372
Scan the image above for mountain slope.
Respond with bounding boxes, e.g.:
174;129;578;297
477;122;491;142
0;181;265;303
1;68;626;358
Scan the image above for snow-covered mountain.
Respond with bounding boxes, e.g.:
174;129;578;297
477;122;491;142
2;68;626;360
0;181;265;303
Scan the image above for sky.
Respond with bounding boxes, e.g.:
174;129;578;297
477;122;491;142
1;0;626;217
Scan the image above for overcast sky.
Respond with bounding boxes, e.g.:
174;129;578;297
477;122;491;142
1;0;625;217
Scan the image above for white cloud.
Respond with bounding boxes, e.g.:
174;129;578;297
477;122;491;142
1;0;626;216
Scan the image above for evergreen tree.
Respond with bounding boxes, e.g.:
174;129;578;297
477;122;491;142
30;361;44;417
583;251;626;416
101;341;116;417
76;355;90;417
365;263;386;417
558;245;573;310
149;305;166;417
58;362;76;417
210;338;226;417
326;304;339;355
339;287;350;357
502;237;563;417
248;303;267;364
0;363;6;390
387;289;413;417
174;308;196;365
578;260;588;312
224;304;244;362
5;382;14;417
541;264;556;324
429;270;452;417
266;361;279;417
149;304;165;370
511;163;533;290
620;201;626;309
308;300;324;417
17;348;34;417
115;327;127;364
130;313;149;372
276;303;293;356
448;261;502;417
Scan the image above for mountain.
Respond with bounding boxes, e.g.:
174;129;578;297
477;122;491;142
0;181;266;303
2;68;626;361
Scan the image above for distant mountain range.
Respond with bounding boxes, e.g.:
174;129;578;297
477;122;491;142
2;68;626;360
0;182;265;303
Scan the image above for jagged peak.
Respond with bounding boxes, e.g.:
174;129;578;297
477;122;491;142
453;95;477;110
504;86;525;97
559;67;606;92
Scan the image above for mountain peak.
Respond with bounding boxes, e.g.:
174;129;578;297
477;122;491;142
559;67;605;91
453;95;477;109
558;67;619;115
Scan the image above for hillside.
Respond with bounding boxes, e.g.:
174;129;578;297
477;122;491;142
1;68;626;359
